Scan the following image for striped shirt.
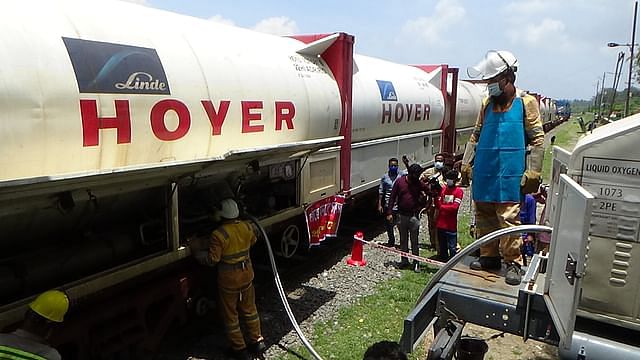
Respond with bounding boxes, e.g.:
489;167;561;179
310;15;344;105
0;329;61;360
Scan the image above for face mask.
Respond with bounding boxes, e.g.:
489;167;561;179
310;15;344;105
487;81;502;97
446;179;455;187
434;161;444;170
389;165;398;174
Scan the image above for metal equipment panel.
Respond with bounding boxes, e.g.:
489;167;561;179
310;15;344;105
544;174;594;351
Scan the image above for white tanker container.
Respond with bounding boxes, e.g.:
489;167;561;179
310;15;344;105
345;55;446;194
540;97;552;128
351;55;445;142
0;0;352;336
0;0;343;183
452;80;485;155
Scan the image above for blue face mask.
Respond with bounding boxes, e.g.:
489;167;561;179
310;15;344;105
446;179;455;187
487;82;502;97
389;165;398;174
434;161;444;170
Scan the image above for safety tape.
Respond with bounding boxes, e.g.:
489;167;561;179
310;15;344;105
355;236;445;268
354;235;500;282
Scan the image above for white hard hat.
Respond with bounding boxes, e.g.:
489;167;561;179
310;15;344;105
218;198;239;219
467;50;518;80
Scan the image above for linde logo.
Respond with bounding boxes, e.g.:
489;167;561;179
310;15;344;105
115;72;167;91
376;80;397;101
63;37;171;95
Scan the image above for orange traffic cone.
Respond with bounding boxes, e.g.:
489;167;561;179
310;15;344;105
347;231;367;266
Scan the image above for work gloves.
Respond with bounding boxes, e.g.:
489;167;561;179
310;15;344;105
460;163;472;187
521;146;544;194
460;142;476;187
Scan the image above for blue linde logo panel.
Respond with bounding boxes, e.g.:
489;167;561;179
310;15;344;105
376;80;397;101
63;37;171;95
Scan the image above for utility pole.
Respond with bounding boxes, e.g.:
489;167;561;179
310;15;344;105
594;79;601;113
609;52;626;117
599;72;607;118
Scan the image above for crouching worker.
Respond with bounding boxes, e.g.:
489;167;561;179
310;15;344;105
0;289;70;360
189;198;266;360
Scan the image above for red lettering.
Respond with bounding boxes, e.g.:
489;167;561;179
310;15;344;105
150;99;190;141
415;104;422;121
424;104;431;120
275;101;295;130
381;103;392;124
201;100;230;135
80;99;131;146
405;104;413;121
394;103;404;123
242;101;264;133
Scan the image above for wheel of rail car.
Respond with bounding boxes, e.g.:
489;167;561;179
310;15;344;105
280;224;301;258
194;296;211;317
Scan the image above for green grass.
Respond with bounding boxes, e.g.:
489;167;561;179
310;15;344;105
457;210;475;248
541;118;583;182
276;269;433;360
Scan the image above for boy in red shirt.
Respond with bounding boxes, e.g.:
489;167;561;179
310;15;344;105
436;170;464;261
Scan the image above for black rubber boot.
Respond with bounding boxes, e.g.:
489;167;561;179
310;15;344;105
469;256;502;270
249;339;266;357
231;349;251;360
505;262;523;285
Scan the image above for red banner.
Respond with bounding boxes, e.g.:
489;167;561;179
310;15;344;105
304;195;346;246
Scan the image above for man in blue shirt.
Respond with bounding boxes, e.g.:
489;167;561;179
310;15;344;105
378;157;406;247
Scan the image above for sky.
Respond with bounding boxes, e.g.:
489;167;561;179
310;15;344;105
121;0;637;101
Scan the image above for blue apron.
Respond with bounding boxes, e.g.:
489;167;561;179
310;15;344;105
472;97;525;203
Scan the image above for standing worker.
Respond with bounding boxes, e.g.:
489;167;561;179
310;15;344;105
461;50;544;285
387;163;430;272
189;198;266;360
419;153;451;257
378;157;407;248
0;290;69;360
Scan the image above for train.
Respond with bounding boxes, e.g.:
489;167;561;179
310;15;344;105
0;0;562;358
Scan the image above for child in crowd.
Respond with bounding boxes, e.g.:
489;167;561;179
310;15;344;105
436;170;464;261
520;193;537;258
533;185;550;252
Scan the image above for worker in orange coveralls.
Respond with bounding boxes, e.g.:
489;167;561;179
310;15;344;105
190;198;266;360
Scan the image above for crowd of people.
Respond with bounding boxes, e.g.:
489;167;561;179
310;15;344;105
378;49;549;287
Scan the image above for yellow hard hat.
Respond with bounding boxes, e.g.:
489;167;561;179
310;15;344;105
29;290;69;323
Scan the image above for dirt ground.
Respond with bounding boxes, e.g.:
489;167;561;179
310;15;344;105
421;323;559;360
